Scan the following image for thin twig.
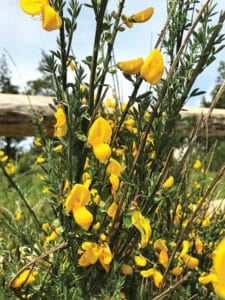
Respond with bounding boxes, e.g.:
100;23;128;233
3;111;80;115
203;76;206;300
152;272;191;300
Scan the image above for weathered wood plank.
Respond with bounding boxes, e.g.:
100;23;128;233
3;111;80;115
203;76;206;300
1;93;225;137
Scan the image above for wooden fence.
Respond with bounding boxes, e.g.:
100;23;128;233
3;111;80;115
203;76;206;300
1;93;225;137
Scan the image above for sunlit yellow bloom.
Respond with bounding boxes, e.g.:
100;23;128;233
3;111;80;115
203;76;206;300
202;214;210;227
5;162;15;176
107;158;124;176
1;155;8;162
131;210;151;248
42;4;62;31
109;174;120;193
140;267;155;278
34;137;42;147
121;264;133;275
42;223;51;232
11;269;38;288
69;61;76;71
73;206;93;230
140;49;164;85
154;239;168;252
159;250;169;268
19;0;48;15
117;58;144;75
65;183;90;213
198;273;217;285
53;144;63;152
130;7;154;23
0;150;5;157
181;254;199;269
152;269;163;288
36;156;46;164
54;106;66;128
171;266;183;276
134;255;147;267
180;240;190;257
213;238;225;298
93;143;111;163
195;238;204;254
194;181;201;190
45;228;60;242
162;175;174;189
88;117;112;147
106;97;116;109
193;159;202;170
15;209;21;221
99;243;113;272
107;201;118;219
93;222;100;231
42;187;51;194
79;242;99;267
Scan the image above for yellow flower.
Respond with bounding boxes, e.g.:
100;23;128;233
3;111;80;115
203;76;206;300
131;210;151;248
195;238;204;254
198;273;217;285
171;266;183;276
213;238;225;298
69;61;76;71
88;117;112;147
117;58;144;75
93;143;111;163
11;269;38;288
120;264;133;275
42;223;51;232
79;242;99;267
15;209;21;221
109;174;120;193
34;137;42;147
36;156;46;164
140;268;155;278
154;239;168;252
106;97;116;109
193;159;202;170
42;187;51;194
107;201;118;219
42;4;62;31
162;175;174;190
19;0;48;15
159;250;169;268
1;155;8;162
65;183;90;213
180;240;190;257
53;144;63;152
140;49;164;85
73;206;93;230
54;106;67;137
0;150;5;157
54;123;68;137
20;0;62;31
130;7;154;23
107;158;124;176
181;254;199;269
134;255;147;267
152;268;163;288
5;162;15;176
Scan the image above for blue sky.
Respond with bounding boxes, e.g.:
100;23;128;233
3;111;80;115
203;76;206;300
0;0;225;107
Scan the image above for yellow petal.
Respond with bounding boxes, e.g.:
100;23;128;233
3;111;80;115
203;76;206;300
54;107;66;128
131;7;154;23
54;123;67;137
109;174;120;193
198;273;217;285
131;210;151;248
93;143;111;163
42;4;62;31
19;0;48;15
152;269;163;288
79;243;99;267
134;255;147;267
162;175;174;190
195;238;204;254
107;201;118;219
73;206;93;230
107;158;124;176
140;268;154;278
117;58;144;75
99;243;113;272
65;184;90;213
214;238;225;297
154;239;168;252
159;250;169;268
88;117;112;147
11;270;38;288
181;254;199;269
140;49;164;85
171;266;183;276
193;159;202;170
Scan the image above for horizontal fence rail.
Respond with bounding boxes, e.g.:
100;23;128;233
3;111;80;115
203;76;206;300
1;93;225;137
